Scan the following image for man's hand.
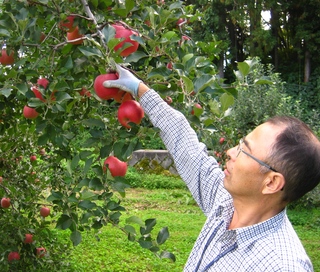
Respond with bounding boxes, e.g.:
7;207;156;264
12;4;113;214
103;64;141;97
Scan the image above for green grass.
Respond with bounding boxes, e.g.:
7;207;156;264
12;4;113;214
55;188;320;272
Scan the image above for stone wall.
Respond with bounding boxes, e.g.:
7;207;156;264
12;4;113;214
128;149;178;175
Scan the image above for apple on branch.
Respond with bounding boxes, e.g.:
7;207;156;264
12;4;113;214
94;73;121;101
112;24;139;57
117;100;144;128
23;106;39;119
24;233;33;244
36;247;47;258
8;251;20;262
67;26;84;45
191;103;203;116
103;156;127;177
40;206;50;217
1;197;10;208
0;49;14;65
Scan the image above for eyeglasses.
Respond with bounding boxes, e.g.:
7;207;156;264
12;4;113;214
236;138;278;173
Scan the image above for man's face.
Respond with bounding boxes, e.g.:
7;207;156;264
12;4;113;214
223;123;283;199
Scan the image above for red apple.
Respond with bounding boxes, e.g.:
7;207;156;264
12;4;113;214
36;247;46;258
164;96;172;104
112;24;139;57
30;155;37;162
24;233;33;244
67;26;84;45
31;86;45;102
103;156;127;177
176;18;185;27
117;100;144;128
179;35;191;46
120;92;133;103
37;78;49;89
0;49;14;65
79;87;91;97
94;73;122;100
59;15;76;32
40;32;46;42
39;148;46;156
191;103;202;115
23;106;39;119
166;62;173;70
0;176;3;183
1;197;10;208
219;137;225;144
8;251;20;262
40;206;50;217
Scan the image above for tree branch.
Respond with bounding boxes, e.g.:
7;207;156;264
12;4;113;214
80;0;108;51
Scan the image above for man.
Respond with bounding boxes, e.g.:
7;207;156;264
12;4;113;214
104;64;320;271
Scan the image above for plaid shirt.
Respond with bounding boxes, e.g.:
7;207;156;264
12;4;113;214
140;90;313;272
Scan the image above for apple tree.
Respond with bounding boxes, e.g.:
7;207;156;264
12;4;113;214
0;0;235;270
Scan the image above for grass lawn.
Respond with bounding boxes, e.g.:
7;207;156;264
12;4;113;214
57;188;320;271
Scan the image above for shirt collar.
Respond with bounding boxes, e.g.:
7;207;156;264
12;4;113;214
234;208;287;248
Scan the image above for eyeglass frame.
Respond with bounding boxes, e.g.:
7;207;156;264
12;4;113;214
236;138;279;173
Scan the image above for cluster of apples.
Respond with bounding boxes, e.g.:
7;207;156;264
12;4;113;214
93;71;144;129
94;67;144;178
1;198;49;262
23;78;51;119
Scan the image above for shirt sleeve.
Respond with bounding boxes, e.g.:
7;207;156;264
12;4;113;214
139;89;229;215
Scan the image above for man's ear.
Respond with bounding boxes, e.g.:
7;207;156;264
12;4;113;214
262;173;285;195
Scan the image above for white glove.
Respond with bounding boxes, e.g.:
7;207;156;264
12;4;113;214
103;64;141;97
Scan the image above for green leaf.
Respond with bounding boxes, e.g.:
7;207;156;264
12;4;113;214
0;28;10;37
83;157;94;175
156;226;170;245
78;200;97;210
100;145;112;158
56;214;73;230
138;238;153;249
80;190;97;200
55;92;72;102
125;51;148;63
160;251;176;262
79;150;93;160
16;83;28;95
237;61;250;77
0;88;12;97
78;46;103;57
144;218;156;234
54;80;70;92
47;191;64;201
71;154;80;170
147;67;172;79
254;77;274;85
89;178;104;191
160;31;178;43
80;212;92;224
102;25;115;44
61;55;73;70
220;93;234;112
181;76;194;93
70;230;82;246
82;118;105;128
124;225;136;235
126;216;144;227
194;75;215;93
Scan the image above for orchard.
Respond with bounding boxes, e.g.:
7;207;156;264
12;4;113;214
0;0;249;270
